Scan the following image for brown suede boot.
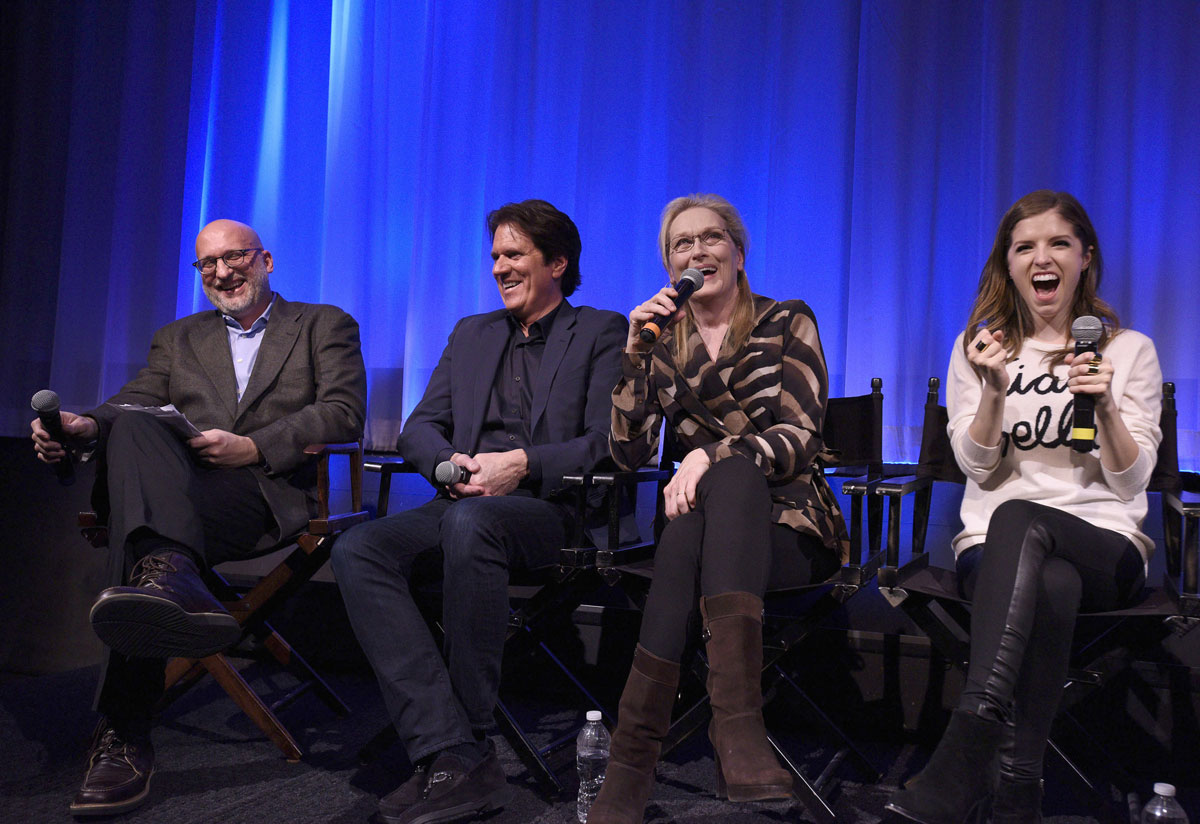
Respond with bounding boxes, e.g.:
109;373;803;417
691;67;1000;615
587;646;681;824
701;592;793;802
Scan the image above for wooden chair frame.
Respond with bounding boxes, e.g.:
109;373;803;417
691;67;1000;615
81;442;368;761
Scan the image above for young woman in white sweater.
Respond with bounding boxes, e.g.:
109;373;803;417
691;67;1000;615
887;190;1162;824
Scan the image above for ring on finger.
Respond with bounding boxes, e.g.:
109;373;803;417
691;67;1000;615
1088;359;1100;375
975;340;987;352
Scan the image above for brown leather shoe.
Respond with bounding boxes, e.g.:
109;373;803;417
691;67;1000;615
69;722;154;817
701;592;794;802
90;551;240;659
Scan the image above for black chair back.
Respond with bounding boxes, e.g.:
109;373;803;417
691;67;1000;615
823;377;884;477
915;378;966;484
1150;382;1179;494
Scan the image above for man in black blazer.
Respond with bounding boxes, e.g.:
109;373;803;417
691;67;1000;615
332;200;626;824
32;219;366;817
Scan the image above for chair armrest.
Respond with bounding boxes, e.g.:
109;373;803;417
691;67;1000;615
306;441;364;521
840;476;882;495
1181;470;1200;494
1177;486;1200;513
307;510;371;536
559;465;672;555
593;468;674;485
361;452;420;518
1162;486;1200;603
304;442;361;456
1160;487;1200;599
363;453;418;475
875;474;932;497
562;468;674;487
872;474;936;573
836;475;885;567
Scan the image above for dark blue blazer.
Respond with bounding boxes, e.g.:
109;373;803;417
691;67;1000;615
399;300;627;502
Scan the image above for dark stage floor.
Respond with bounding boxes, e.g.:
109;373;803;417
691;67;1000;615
3;659;1195;824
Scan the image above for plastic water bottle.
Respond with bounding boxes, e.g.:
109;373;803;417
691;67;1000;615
1142;783;1190;824
576;710;610;823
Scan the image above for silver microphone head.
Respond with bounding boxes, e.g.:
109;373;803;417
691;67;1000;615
434;460;465;485
1070;315;1103;346
31;389;61;414
679;268;705;290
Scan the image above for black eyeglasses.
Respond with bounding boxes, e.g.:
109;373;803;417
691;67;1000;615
192;248;264;274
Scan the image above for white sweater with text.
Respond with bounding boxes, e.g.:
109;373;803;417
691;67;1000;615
947;329;1162;563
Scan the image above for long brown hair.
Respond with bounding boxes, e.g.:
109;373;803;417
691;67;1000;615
658;194;755;363
965;190;1120;367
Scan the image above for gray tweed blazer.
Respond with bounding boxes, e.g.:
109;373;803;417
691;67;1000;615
87;296;367;549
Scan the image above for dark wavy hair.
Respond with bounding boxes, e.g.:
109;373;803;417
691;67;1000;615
965;189;1120;367
486;199;582;296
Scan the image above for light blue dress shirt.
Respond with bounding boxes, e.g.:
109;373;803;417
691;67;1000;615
223;294;276;400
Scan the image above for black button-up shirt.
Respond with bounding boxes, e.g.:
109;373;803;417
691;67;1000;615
475;302;563;485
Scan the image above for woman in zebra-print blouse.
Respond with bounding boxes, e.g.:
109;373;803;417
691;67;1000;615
588;194;848;823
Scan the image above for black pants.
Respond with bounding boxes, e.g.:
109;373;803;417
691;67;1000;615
638;455;841;662
94;412;277;724
956;499;1145;780
330;493;570;763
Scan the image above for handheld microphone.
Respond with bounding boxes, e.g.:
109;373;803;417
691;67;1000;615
639;268;706;344
434;460;470;486
31;389;76;485
1070;315;1103;453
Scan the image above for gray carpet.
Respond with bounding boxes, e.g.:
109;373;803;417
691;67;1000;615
0;662;1192;823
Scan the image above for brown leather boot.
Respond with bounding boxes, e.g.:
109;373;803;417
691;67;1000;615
586;646;680;824
701;591;793;802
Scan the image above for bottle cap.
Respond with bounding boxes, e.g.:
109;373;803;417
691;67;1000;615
586;710;602;722
1153;783;1176;797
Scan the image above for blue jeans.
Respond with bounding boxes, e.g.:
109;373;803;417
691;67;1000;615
330;493;570;763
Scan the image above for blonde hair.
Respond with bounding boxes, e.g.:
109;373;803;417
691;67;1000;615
658;194;755;363
966;190;1120;367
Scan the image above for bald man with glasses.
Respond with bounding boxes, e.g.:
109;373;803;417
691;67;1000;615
31;219;366;817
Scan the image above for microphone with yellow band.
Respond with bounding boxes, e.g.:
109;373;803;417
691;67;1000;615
1070;315;1103;452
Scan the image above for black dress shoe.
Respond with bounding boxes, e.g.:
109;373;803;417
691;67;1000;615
379;741;510;824
69;722;154;817
90;551;241;659
378;762;430;821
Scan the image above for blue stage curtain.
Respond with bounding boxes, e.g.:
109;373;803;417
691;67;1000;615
4;0;1198;465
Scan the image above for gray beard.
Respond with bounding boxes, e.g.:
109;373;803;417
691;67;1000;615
205;281;268;318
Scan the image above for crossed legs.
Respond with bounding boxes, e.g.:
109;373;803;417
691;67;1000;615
956;499;1145;780
887;499;1145;824
79;412;276;816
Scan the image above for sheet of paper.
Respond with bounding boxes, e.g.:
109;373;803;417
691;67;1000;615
106;403;203;439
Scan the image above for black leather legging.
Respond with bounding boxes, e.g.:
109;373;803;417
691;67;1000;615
637;455;840;663
956;499;1146;780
